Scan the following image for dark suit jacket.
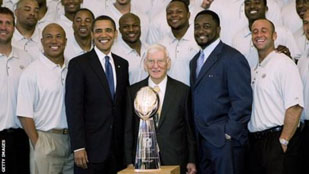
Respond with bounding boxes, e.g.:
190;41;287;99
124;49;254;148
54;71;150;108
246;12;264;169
65;49;129;169
190;41;252;147
124;76;196;173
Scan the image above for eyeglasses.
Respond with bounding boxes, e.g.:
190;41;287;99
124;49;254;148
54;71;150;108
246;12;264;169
146;59;167;66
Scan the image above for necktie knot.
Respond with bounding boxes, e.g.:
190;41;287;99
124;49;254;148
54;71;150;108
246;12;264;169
153;86;160;93
105;56;110;62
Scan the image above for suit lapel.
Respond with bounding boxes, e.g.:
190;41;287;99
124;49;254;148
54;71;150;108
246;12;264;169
88;50;113;101
113;53;122;102
194;42;224;87
157;77;173;129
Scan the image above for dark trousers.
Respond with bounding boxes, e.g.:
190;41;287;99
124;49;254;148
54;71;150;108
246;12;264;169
301;121;309;172
74;155;119;174
0;128;30;174
198;137;246;174
248;127;302;174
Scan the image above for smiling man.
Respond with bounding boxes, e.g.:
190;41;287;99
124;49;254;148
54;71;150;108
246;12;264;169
113;13;148;84
65;15;129;174
17;23;74;174
190;10;252;174
125;44;197;174
248;19;304;174
65;8;94;61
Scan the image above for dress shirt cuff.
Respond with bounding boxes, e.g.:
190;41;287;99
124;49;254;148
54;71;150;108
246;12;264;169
74;148;85;152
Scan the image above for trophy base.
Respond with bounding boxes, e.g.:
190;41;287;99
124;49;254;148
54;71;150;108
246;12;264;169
134;168;161;172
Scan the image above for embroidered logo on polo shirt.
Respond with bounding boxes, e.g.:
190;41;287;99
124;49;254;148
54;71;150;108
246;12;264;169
19;65;24;70
262;74;266;78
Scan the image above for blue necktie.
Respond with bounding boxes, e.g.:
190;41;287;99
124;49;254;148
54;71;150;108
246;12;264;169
105;56;114;99
196;51;205;78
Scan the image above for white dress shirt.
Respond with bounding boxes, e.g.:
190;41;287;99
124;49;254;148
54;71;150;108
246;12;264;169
94;46;117;90
248;51;304;132
232;26;301;68
148;76;167;111
16;54;68;131
200;38;220;64
112;39;148;85
298;57;309;121
159;25;200;86
0;47;32;131
12;26;42;59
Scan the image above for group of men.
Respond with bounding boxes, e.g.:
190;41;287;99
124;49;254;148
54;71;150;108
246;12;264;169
0;0;308;174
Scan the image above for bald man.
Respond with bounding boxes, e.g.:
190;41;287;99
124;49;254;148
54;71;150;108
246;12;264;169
17;23;73;174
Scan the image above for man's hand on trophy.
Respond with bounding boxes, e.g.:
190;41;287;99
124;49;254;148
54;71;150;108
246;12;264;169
186;163;197;174
74;149;89;169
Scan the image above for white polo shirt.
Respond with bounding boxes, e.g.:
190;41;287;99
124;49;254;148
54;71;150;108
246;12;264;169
248;51;304;132
81;0;108;17
159;25;200;86
12;26;42;59
112;39;148;85
0;47;32;131
64;37;94;61
294;28;309;59
282;1;302;34
298;57;309;121
16;54;68;131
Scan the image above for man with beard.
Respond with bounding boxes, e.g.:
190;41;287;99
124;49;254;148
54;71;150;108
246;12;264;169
0;7;32;174
64;8;94;61
190;10;252;174
12;0;41;59
113;13;148;84
159;0;199;86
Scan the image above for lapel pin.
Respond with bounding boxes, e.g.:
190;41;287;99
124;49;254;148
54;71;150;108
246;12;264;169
208;75;213;77
117;65;120;68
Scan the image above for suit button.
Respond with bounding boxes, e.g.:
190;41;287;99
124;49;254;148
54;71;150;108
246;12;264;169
110;125;113;129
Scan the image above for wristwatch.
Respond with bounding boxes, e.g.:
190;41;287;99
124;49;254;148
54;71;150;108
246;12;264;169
279;138;289;146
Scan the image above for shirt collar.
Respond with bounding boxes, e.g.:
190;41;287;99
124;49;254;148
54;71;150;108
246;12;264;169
94;46;113;62
14;26;41;42
201;38;220;56
167;24;194;44
0;47;20;60
40;53;67;70
148;75;168;92
258;50;276;68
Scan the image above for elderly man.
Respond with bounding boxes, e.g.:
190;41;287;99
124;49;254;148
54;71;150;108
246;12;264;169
0;7;32;174
248;19;304;174
125;44;196;174
17;23;73;174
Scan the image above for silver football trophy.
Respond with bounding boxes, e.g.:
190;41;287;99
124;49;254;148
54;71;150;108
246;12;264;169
134;86;161;171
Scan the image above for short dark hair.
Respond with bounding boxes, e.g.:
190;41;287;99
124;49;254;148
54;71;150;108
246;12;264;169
244;0;267;6
168;0;190;13
252;18;276;33
0;7;15;26
195;10;220;26
119;13;140;27
92;15;116;31
74;8;95;21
